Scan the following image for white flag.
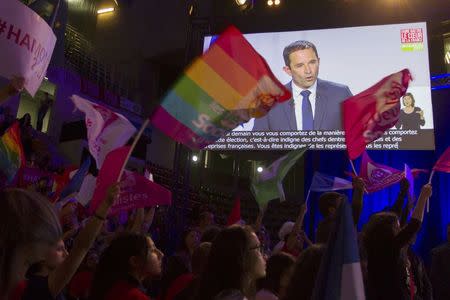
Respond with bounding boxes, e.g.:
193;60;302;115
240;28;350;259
71;95;136;168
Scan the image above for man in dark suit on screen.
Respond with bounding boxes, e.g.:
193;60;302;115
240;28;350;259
252;40;352;131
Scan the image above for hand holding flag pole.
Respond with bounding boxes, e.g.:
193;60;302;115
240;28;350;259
348;157;369;194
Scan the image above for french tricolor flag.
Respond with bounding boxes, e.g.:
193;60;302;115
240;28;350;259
312;199;365;300
310;172;353;192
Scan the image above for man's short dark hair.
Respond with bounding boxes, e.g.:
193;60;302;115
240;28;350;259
283;40;319;66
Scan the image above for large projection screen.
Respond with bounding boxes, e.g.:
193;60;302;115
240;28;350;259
203;22;434;151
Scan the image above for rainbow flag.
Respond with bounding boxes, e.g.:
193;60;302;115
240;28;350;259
150;26;291;149
0;122;25;184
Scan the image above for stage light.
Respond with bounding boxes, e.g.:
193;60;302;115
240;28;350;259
187;0;197;16
97;7;115;14
267;0;281;6
236;0;254;11
188;4;195;16
192;155;199;162
257;166;263;173
445;51;450;64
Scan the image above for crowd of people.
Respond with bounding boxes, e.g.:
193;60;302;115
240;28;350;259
1;169;449;300
0;77;449;300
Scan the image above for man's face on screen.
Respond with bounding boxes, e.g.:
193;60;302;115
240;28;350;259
283;48;320;89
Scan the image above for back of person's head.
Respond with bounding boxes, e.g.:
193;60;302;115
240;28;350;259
199;211;214;227
195;226;263;300
362;212;399;259
259;253;295;297
318;192;342;218
200;225;221;243
177;228;200;254
89;233;152;300
282;244;325;300
0;188;61;299
315;217;335;244
192;242;212;275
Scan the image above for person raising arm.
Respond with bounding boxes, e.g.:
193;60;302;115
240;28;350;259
22;183;121;299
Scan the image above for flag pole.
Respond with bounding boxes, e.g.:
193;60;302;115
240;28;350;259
349;159;358;175
426;170;434;213
117;119;150;182
428;170;435;184
305;187;311;207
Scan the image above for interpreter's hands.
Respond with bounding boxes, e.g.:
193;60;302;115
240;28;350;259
352;176;365;191
400;177;410;192
419;184;432;199
417;109;424;119
8;76;25;94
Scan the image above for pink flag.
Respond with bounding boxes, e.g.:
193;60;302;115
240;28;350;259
71;95;136;168
109;171;172;215
88;146;130;214
359;152;403;193
343;69;412;160
433;147;450;173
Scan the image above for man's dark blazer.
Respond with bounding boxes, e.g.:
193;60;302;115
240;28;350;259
252;79;352;131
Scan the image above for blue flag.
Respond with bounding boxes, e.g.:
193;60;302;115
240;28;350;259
312;199;365;300
310;172;353;192
59;157;91;200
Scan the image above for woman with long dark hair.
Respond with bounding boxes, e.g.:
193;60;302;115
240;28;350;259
161;228;200;300
89;233;163;300
282;244;325;300
195;225;266;300
362;184;432;300
256;253;295;300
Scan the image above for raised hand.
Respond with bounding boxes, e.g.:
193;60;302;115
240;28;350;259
352;176;365;191
103;183;121;207
419;183;432;199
